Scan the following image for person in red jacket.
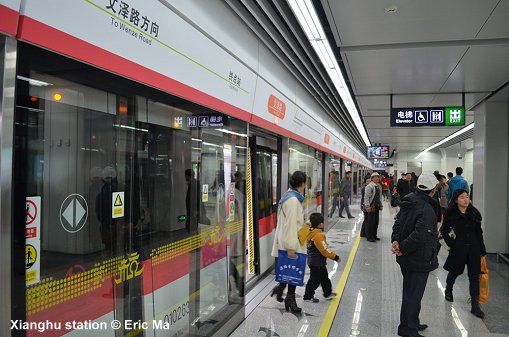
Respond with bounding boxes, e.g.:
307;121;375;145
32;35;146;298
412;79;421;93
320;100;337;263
381;174;391;201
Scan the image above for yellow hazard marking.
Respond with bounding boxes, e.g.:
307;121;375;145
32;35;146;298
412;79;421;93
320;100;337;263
317;233;361;337
246;150;255;274
114;194;123;206
26;222;243;317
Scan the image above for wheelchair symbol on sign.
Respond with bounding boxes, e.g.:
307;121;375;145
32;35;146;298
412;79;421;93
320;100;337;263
415;110;428;123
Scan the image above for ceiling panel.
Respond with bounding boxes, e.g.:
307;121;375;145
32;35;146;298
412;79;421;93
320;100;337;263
441;45;509;92
344;46;468;94
371;136;452;142
316;0;508;153
364;116;391;129
394;145;429;150
465;92;492;109
392;94;444;107
326;0;500;46
476;0;509;39
489;85;509;102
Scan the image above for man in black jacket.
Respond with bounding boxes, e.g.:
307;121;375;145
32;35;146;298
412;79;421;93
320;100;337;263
391;173;439;337
397;172;412;198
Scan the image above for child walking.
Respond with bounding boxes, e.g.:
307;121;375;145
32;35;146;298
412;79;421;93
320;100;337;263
303;213;341;303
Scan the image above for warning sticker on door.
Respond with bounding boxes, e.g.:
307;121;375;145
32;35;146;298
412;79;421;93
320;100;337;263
26;240;40;285
202;184;209;202
26;196;41;285
112;192;124;218
228;183;235;221
26;196;41;239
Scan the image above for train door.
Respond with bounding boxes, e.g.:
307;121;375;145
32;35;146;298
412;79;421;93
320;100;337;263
245;134;279;284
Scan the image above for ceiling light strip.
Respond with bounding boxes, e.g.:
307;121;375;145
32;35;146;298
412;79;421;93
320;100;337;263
288;0;371;147
416;123;475;158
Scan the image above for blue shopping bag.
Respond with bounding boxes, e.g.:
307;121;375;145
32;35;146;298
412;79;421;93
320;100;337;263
275;250;307;286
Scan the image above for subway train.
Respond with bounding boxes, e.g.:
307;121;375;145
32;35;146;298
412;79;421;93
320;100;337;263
0;1;372;336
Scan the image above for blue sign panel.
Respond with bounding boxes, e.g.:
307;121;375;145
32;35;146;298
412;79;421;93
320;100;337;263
185;114;228;128
391;107;465;127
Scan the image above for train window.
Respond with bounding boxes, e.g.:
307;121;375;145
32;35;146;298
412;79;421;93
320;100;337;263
327;155;342;217
288;140;323;219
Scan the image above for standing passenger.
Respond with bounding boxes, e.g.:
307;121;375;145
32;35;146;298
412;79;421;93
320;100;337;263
360;176;371;237
328;171;340;217
338;171;354;219
397;173;412;198
303;213;340;303
441;189;487;318
271;171;307;313
439;175;449;214
446;172;454;185
447;167;470;201
391;173;439;337
382;174;391;201
364;172;382;242
410;172;418;192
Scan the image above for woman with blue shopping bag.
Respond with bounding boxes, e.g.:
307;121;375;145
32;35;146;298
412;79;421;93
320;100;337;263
271;171;307;313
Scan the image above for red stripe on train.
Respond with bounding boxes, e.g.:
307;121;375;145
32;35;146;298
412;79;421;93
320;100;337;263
27;278;114;337
16;16;251;123
258;212;277;237
0;4;18;36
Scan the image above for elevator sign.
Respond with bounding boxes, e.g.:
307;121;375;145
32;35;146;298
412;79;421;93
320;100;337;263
391;107;465;127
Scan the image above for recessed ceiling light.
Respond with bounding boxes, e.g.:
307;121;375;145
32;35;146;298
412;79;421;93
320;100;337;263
384;6;398;14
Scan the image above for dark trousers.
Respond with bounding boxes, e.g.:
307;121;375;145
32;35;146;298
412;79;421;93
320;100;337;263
304;265;332;299
398;267;429;336
446;254;480;297
382;189;390;201
360;211;368;237
338;195;353;217
329;194;339;216
275;282;296;296
366;210;379;240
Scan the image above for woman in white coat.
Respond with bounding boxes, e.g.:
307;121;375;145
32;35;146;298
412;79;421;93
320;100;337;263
271;171;307;313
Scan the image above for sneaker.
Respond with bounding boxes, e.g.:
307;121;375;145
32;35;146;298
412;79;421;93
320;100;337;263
348;216;355;219
339;215;345;218
303;297;319;303
323;292;337;299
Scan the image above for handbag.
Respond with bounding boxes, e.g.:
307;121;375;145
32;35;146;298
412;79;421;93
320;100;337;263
438;225;456;251
479;256;489;304
275;250;307;286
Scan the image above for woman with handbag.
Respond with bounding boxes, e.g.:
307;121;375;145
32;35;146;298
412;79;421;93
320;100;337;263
441;189;487;318
270;171;307;312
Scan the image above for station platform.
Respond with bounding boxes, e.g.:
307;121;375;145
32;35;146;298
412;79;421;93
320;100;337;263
231;199;509;337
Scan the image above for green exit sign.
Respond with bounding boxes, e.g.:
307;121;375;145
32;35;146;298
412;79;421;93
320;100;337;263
445;107;465;126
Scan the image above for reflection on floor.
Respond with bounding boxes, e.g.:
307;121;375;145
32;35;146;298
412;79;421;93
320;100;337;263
231;198;509;337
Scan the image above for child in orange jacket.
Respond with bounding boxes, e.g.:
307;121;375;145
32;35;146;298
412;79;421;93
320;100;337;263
303;213;341;302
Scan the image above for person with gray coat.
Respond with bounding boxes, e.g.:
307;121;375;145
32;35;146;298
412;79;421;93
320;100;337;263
338;171;354;219
364;172;382;241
